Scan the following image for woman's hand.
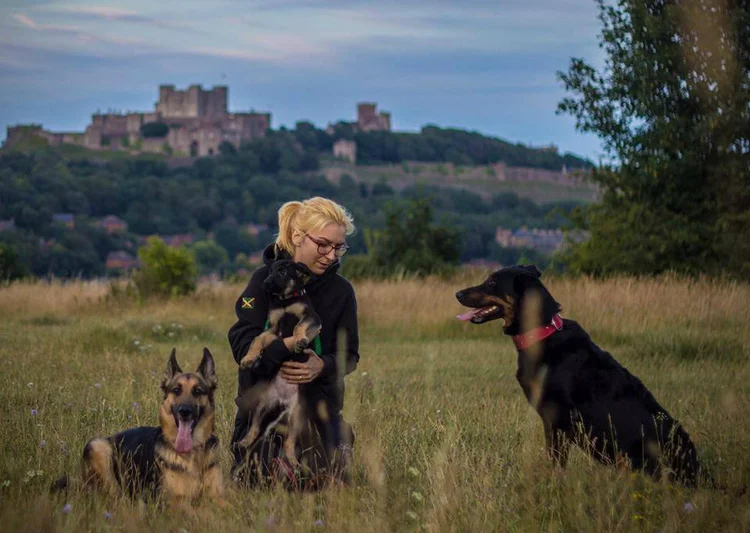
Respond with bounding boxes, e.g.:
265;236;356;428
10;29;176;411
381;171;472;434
280;349;324;384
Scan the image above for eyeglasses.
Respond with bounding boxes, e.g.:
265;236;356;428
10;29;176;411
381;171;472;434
305;234;350;258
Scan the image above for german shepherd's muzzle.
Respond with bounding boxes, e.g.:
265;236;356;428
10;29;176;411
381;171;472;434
78;348;224;504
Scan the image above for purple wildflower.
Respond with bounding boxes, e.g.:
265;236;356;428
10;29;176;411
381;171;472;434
62;503;72;514
30;408;38;416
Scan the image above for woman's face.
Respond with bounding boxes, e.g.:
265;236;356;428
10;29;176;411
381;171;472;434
292;223;347;276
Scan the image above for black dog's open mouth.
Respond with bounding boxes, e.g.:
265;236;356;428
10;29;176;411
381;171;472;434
457;305;503;324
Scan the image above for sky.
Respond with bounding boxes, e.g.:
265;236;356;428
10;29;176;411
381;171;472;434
1;0;607;161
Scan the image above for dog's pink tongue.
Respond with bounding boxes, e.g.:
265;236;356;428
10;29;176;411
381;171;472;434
174;420;193;454
457;308;480;321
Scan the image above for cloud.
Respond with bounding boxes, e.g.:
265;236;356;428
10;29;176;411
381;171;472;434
11;13;38;29
39;4;202;32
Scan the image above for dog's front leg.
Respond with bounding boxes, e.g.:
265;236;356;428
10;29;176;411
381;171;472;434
541;408;570;468
202;462;228;508
292;313;322;353
240;330;277;369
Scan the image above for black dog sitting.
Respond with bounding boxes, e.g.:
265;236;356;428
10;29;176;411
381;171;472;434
456;265;702;486
237;260;322;467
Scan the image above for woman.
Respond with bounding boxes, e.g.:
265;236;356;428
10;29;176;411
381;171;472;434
228;197;359;488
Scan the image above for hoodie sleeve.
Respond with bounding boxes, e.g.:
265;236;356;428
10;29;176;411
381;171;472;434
318;284;360;380
227;268;291;388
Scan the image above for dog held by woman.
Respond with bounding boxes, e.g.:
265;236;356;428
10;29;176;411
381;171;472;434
236;259;322;468
455;265;703;487
65;348;225;505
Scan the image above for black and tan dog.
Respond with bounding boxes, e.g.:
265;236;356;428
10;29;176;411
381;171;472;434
237;260;322;466
456;265;702;486
79;348;224;504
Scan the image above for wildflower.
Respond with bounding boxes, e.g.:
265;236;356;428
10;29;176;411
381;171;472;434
104;511;112;520
411;490;424;503
407;467;420;478
314;519;325;528
27;382;34;388
168;332;175;338
94;383;101;389
361;372;368;376
406;511;419;521
683;501;695;513
132;402;141;412
1;480;9;488
60;442;68;454
40;440;47;449
134;340;141;346
62;503;72;514
30;408;38;416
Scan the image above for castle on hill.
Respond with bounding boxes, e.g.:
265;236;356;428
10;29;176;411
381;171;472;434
5;84;271;157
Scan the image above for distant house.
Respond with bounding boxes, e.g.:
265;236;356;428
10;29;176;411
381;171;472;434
97;215;128;234
0;219;15;232
333;139;356;163
52;213;75;229
248;250;264;265
244;223;269;237
495;226;567;253
106;251;139;272
161;234;196;247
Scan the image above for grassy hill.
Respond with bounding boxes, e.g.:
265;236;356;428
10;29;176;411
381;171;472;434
321;159;600;204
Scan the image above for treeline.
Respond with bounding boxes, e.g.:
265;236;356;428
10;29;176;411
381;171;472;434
0;144;579;278
304;122;591;169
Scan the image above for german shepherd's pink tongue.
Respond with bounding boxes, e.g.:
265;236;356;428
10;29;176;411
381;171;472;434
174;420;193;454
457;308;481;321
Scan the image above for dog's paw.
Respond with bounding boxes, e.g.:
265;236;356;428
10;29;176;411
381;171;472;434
294;338;309;353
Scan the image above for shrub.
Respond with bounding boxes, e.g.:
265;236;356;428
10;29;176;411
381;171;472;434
133;237;196;298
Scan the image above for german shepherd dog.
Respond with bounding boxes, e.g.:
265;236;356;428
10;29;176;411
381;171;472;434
456;265;702;486
237;260;322;467
78;348;224;504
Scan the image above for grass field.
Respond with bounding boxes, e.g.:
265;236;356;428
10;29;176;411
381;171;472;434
1;273;749;532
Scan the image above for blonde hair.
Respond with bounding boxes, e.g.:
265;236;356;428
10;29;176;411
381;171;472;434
275;197;355;255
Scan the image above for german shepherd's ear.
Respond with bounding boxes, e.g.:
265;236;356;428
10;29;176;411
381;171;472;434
196;347;218;390
162;348;182;390
295;262;313;284
519;264;542;278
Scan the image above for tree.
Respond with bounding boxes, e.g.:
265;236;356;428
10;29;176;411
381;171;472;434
191;240;229;275
557;0;750;277
368;197;461;277
0;243;26;281
134;237;196;297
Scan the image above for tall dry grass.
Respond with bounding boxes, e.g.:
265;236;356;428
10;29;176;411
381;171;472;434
0;274;748;532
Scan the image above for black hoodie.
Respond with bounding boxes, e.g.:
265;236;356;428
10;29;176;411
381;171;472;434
227;244;359;421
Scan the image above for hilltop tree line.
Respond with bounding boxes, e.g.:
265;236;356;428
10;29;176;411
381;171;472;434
0;143;577;279
303;122;592;170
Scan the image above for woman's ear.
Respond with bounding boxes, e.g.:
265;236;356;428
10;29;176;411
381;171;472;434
291;229;304;247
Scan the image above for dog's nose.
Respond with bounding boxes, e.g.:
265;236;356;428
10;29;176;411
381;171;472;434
177;405;194;419
455;290;465;301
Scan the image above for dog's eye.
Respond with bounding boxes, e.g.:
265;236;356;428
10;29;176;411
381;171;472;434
193;388;204;397
172;386;181;395
278;268;287;277
488;278;497;287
